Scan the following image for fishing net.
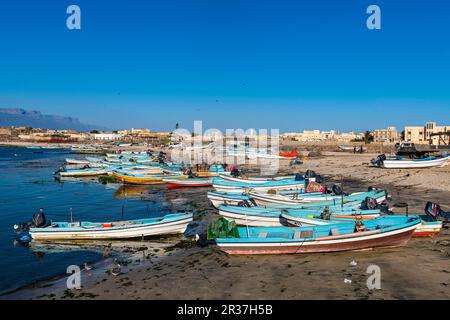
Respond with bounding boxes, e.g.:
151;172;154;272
207;217;240;240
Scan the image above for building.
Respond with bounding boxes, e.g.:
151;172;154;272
373;127;399;143
281;130;363;142
404;122;450;145
92;133;125;141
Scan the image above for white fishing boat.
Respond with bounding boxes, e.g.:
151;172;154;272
28;213;193;240
212;179;305;193
372;154;450;169
57;168;108;178
65;158;90;165
218;174;296;184
249;189;387;207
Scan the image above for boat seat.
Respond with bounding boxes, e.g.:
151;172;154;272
258;232;268;238
330;228;339;236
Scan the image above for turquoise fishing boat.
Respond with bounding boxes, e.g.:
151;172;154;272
213;215;421;255
249;189;387;207
217;204;382;226
212;178;305;193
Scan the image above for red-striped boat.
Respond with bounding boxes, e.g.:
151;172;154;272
163;177;213;189
279;150;299;159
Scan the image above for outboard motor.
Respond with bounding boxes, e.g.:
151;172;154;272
371;154;386;167
332;184;343;196
14;208;50;233
378;202;392;215
32;209;48;228
425;202;449;222
237;199;256;207
314;175;324;184
230;168;240;177
362;197;378;210
305;170;316;178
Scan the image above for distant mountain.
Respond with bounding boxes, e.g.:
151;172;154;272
0;108;108;131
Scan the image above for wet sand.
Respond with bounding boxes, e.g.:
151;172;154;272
3;153;450;300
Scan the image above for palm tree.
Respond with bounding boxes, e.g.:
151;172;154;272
364;131;373;144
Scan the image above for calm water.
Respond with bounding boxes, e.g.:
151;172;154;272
0;147;185;294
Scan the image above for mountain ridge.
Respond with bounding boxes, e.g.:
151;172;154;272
0;108;108;131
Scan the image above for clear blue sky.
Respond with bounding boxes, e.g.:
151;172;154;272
0;0;449;132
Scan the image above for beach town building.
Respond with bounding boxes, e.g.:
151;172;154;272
281;130;363;142
92;133;125;141
404;122;450;145
373;127;399;143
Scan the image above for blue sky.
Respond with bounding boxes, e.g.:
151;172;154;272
0;0;449;132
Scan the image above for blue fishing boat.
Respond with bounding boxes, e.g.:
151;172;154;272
217;204;382;226
214;215;421;255
213;178;305;193
249;189;387;207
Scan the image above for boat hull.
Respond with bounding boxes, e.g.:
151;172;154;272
112;171;166;184
58;170;108;177
164;178;213;189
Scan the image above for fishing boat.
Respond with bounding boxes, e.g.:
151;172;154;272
413;220;443;237
213;215;421;255
111;171;169;184
163;164;230;177
278;150;299;159
372;154;450;169
27;213;193;240
113;167;164;175
248;189;386;207
163;177;213;189
207;191;252;208
217;174;296;184
212;178;305;193
281;209;381;227
65;158;90;165
56;168;109;178
217;204;381;227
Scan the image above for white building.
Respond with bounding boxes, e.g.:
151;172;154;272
92;133;125;141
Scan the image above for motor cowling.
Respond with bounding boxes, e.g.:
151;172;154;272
362;197;378;210
31;211;48;228
425;202;449;221
371;154;386;167
305;170;316;178
332;184;343;196
231;168;240;177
